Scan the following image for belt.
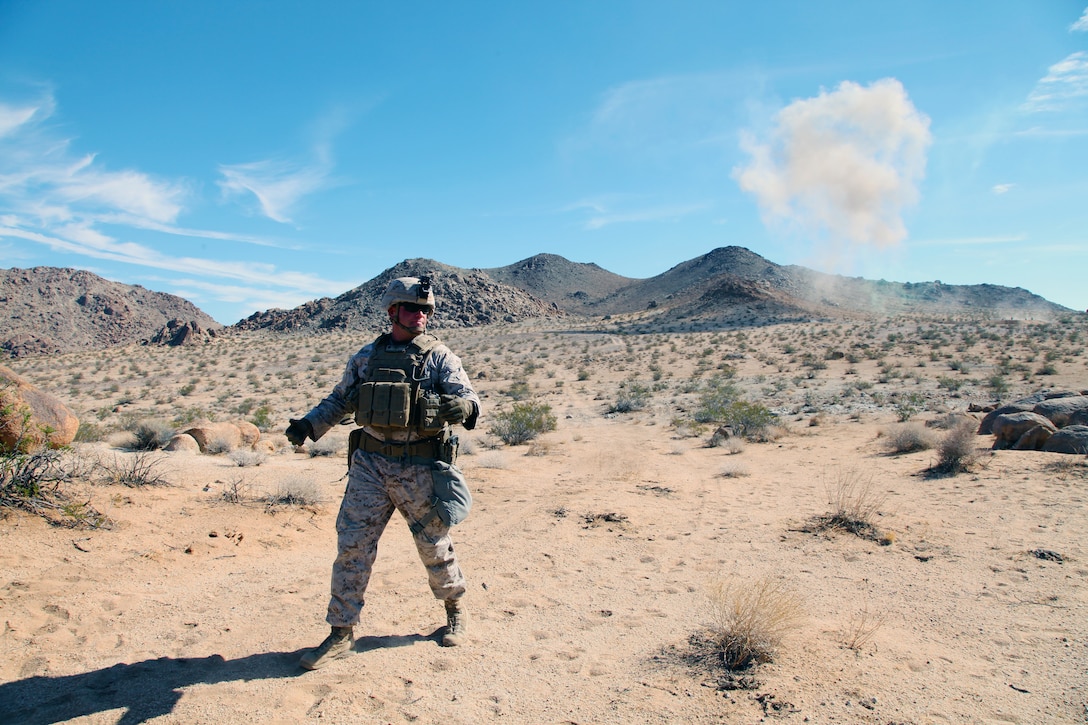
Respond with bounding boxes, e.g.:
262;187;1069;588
358;433;441;459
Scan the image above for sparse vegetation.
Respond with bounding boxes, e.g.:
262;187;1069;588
694;577;804;670
929;421;979;476
491;402;557;445
882;422;937;454
810;467;888;540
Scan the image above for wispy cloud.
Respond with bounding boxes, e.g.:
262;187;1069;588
0;87;349;317
218;157;331;224
992;184;1014;195
563;196;710;230
734;78;931;247
1072;7;1088;32
1022;51;1088;113
0;224;342;295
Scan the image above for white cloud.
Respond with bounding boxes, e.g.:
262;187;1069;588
0;102;41;138
992;184;1014;195
1023;51;1088;113
218;158;331;224
734;78;931;247
1072;8;1088;32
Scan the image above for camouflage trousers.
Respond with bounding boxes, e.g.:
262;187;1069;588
326;450;466;627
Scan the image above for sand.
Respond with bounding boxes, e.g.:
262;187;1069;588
1;318;1086;723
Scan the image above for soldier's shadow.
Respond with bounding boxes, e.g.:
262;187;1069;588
0;634;432;725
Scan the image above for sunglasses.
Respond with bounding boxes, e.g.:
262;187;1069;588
400;302;433;315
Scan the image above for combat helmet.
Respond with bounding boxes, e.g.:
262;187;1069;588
381;276;436;310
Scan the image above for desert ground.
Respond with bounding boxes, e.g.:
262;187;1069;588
2;313;1087;724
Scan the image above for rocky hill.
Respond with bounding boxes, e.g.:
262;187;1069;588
483;254;633;313
0;267;222;358
232;258;564;334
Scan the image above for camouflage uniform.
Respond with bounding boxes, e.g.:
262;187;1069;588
301;338;480;628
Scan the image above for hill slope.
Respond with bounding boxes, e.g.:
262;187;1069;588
232;258;563;334
0;267;222;357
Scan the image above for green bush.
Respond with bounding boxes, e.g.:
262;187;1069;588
249;405;274;431
609;383;650;413
720;401;776;441
491;402;557;445
694;377;740;424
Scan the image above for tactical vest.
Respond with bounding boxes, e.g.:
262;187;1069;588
353;333;446;439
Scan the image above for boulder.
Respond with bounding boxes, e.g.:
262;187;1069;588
1042;425;1088;455
978;394;1050;434
180;420;243;453
991;412;1057;450
147;319;219;347
232;420;261;447
1032;395;1088;428
1011;425;1055;451
164;433;201;453
0;365;79;452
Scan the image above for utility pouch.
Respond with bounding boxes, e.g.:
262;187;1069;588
355;380;412;427
439;434;459;465
430;460;471;527
347;427;363;469
416;390;446;436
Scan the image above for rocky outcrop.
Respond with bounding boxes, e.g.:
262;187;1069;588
991;412;1058;450
983;390;1088;453
146;320;221;347
0;365;79;452
1042;425;1088;454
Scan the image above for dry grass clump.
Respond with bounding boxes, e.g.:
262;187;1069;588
808;467;888;541
719;462;750;478
692;577;804;671
881;422;937;454
263;476;322;508
928;421;979;476
228;449;267;467
98;452;170;487
308;436;343;458
840;604;888;651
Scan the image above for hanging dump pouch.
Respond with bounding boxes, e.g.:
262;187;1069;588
430;460;471;527
355;381;412;427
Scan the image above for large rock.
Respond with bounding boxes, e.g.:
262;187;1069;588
991;411;1057;450
0;365;79;452
164;433;201;453
179;420;243;453
233;420;261;447
1011;425;1055;451
1042;425;1088;455
1033;395;1088;428
977;392;1052;434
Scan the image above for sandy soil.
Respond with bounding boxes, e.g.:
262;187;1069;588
2;317;1087;724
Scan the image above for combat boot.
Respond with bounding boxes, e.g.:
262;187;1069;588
441;598;468;647
299;626;354;670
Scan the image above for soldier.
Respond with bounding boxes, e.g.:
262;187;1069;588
286;276;480;670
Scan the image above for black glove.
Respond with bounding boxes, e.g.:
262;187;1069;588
438;395;473;424
285;418;313;446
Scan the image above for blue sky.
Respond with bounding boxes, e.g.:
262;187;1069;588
1;1;1086;324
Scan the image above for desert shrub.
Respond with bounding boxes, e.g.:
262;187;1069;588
204;435;235;455
228;450;267;467
264;477;322;508
74;421;107;443
719;462;750;478
894;392;925;421
309;437;343;458
694;377;740;423
491;402;557;445
882;423;937;454
129;419;175;451
931;421;978;475
699;577;804;670
249;405;274;431
474;451;508;469
719;401;776;441
98;452;170;487
505;380;532;401
609;383;650;413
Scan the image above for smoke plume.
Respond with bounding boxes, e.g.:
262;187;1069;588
734;78;931;248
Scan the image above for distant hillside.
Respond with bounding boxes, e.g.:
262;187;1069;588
511;247;1069;325
484;254;633;313
0;267;222;358
232;258;563;334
